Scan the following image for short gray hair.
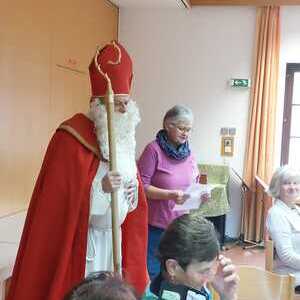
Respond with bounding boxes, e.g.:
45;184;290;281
163;105;193;127
267;165;300;198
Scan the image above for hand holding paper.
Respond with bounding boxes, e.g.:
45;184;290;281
169;190;189;205
173;183;212;211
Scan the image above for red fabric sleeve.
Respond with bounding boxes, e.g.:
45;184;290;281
7;130;98;300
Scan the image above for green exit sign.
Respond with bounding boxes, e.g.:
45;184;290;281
230;78;251;88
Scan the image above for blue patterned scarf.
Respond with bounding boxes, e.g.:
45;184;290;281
156;129;191;160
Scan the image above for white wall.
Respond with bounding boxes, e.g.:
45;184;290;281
275;6;300;166
119;6;256;237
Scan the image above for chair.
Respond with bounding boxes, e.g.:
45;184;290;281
265;238;274;272
237;265;295;300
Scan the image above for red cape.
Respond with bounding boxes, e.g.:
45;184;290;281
7;114;149;300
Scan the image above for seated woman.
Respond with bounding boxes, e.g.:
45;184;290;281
64;271;138;300
142;212;238;300
266;165;300;288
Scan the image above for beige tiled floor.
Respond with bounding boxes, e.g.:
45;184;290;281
223;243;265;268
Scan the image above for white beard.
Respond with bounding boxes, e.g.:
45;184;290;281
89;98;140;183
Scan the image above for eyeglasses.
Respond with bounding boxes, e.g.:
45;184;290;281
170;123;193;134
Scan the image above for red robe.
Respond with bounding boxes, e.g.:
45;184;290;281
7;113;149;300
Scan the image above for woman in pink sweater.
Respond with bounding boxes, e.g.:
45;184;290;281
138;105;207;279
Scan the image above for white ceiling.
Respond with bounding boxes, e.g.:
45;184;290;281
110;0;184;8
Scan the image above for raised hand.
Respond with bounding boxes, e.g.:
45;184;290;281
211;255;239;300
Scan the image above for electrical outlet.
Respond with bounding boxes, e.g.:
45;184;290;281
220;127;229;135
228;127;236;136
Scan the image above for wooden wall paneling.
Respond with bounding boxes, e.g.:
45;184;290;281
49;0;119;131
190;0;300;5
0;0;52;215
0;0;118;216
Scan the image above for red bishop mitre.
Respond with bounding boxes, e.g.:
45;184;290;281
89;41;133;98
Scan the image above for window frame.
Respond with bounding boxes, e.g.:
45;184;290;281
281;63;300;165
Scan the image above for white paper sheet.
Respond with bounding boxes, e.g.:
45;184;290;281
173;183;212;211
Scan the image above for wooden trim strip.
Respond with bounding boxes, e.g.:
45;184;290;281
181;0;192;8
58;124;101;159
191;0;300;5
255;175;268;192
105;0;119;10
56;64;86;75
0;209;27;220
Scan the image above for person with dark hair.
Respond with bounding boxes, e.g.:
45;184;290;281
64;271;138;300
142;212;238;300
138;105;209;280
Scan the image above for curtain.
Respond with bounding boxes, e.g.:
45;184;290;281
242;6;280;242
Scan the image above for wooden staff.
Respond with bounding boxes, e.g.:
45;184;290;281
105;74;122;275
